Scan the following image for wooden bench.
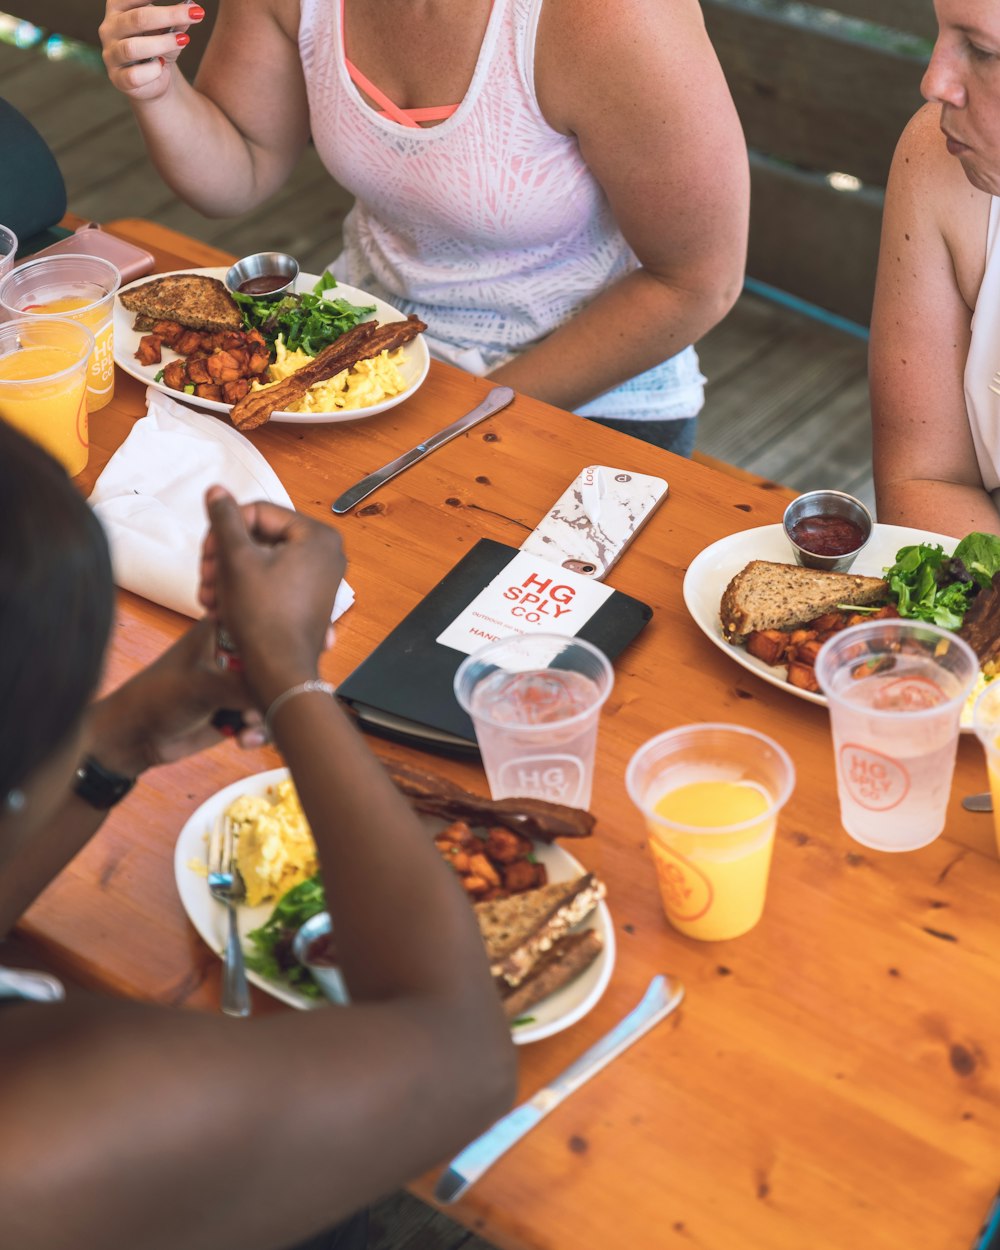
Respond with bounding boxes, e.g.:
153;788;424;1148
703;0;931;326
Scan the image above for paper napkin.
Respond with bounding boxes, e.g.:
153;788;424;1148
89;389;355;621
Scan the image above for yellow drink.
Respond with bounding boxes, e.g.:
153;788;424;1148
24;290;113;411
986;748;1000;857
0;343;89;475
647;779;776;941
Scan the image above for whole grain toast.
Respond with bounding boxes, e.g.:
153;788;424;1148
474;873;605;989
498;930;604;1020
120;274;241;334
720;560;889;644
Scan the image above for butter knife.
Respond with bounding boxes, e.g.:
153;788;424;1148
434;974;685;1204
331;385;515;514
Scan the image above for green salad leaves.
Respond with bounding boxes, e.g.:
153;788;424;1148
232;271;376;357
244;875;327;999
883;532;1000;630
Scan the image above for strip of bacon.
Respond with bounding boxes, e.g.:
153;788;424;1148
229;315;427;431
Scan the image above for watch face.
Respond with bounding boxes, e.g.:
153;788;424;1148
73;757;135;809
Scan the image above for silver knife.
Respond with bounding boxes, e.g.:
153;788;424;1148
331;385;515;514
433;974;685;1204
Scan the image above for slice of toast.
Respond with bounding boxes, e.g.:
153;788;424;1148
474;874;605;988
498;930;604;1020
120;274;241;334
720;560;889;644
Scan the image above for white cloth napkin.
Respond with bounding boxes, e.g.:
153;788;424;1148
89;389;355;621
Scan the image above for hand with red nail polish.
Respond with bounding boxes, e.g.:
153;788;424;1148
100;1;200;101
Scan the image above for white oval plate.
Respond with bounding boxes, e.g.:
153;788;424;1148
114;267;430;424
174;767;615;1044
682;522;961;711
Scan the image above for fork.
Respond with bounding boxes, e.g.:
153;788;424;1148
207;815;252;1018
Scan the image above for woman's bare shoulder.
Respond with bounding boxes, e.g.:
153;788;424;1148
536;0;721;131
891;104;990;295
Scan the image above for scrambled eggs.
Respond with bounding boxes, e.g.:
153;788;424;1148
227;780;318;907
253;337;409;412
962;667;998;730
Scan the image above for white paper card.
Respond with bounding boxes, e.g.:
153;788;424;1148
435;550;613;657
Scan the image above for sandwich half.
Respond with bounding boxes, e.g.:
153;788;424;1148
720;560;889;645
474;873;605;1018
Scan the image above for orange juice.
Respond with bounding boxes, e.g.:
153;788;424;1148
23;288;113;410
0;339;91;475
647;779;776;941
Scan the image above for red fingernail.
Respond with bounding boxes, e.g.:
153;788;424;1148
175;31;190;46
158;56;165;65
188;5;205;19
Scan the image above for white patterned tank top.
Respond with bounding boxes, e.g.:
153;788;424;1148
965;195;1000;502
298;0;706;421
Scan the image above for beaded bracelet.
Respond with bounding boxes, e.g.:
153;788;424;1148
264;679;336;740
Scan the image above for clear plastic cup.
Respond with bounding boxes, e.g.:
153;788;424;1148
0;318;94;475
0;254;120;411
972;681;1000;856
0;225;18;280
453;634;613;809
815;620;979;851
626;724;795;941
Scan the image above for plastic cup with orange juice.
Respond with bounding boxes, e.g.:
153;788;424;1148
0;318;94;475
626;724;795;941
0;254;120;411
973;680;1000;854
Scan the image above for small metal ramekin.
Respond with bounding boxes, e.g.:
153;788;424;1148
225;251;299;300
782;489;873;573
292;911;348;1005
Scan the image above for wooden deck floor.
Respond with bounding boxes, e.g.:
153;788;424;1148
0;38;874;1250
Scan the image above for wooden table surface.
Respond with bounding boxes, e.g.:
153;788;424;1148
18;218;1000;1250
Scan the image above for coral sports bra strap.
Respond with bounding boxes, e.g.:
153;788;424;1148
341;3;461;127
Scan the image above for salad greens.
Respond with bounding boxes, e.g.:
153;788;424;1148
952;532;1000;589
244;875;327;999
231;270;376;357
882;532;1000;630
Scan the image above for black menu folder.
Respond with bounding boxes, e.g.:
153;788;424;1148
336;538;652;756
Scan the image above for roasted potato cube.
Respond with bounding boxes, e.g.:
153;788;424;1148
794;639;823;666
467;853;501;888
746;630;788;667
162;360;186;391
787;660;820;692
483;826;530;864
135;334;162;366
501;859;540;894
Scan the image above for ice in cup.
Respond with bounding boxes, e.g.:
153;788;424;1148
453;634;613;808
626;724;795;941
0;318;94;475
972;681;1000;855
0;225;18;280
0;254;120;411
815;620;979;852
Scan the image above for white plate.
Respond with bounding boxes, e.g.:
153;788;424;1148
174;768;615;1044
682;522;959;710
114;267;430;424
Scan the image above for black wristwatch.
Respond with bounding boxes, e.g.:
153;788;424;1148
73;755;136;810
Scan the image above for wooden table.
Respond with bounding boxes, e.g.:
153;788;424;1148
17;219;1000;1250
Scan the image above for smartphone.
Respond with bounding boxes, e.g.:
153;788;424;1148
28;224;156;283
519;465;669;580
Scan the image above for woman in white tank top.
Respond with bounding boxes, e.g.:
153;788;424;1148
101;0;750;454
871;4;1000;535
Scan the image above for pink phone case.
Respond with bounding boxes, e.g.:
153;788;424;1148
29;225;156;283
